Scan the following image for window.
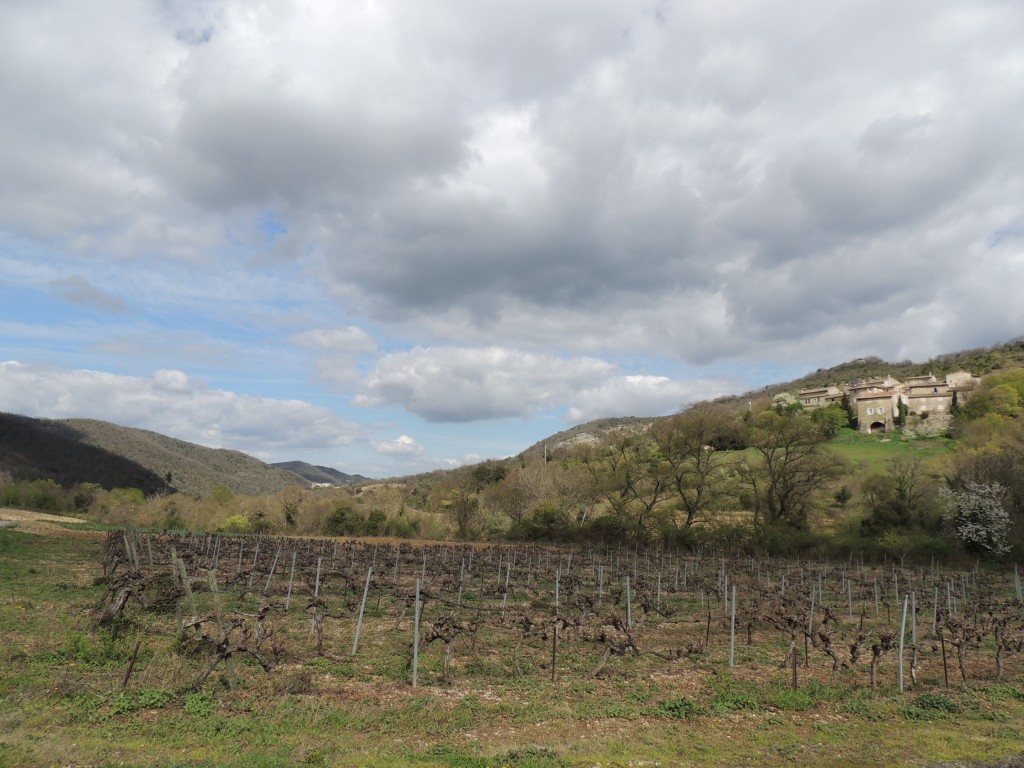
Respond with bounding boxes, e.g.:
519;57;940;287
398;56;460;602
877;407;885;414
866;407;874;415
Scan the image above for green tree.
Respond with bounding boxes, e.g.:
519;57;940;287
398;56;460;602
573;433;670;535
649;403;734;529
809;404;850;436
738;411;845;529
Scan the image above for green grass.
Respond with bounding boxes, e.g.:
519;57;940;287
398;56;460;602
2;529;1024;767
826;428;954;471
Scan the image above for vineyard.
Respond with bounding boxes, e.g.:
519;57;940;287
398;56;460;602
100;530;1024;695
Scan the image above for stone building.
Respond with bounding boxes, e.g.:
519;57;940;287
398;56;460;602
793;370;980;433
854;388;901;433
797;385;844;409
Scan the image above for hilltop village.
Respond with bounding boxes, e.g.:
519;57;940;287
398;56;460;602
797;370;980;434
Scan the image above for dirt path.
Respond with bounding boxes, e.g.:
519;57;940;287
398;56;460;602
0;507;106;539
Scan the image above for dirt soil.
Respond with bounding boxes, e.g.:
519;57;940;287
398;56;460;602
0;507;105;539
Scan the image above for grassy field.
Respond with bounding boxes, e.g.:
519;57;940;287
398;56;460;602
826;428;955;473
1;528;1023;768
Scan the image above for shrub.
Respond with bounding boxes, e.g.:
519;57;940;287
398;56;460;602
658;697;703;719
508;503;573;542
218;514;251;534
941;482;1011;558
365;509;387;535
384;516;418;538
322;505;364;536
0;479;70;513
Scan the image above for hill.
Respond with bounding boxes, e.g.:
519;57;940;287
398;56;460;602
0;412;171;495
271;461;369;486
516;337;1024;460
0;413;309;497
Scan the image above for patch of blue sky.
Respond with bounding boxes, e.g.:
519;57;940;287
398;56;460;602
259;211;288;244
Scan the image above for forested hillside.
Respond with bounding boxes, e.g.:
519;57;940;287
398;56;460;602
0;414;306;497
0;413;171;495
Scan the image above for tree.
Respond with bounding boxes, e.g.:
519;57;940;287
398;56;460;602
441;487;482;540
810;404;850;436
861;457;937;532
649;403;734;528
572;432;670;535
482;464;552;525
950;417;1024;546
739;411;845;529
940;481;1011;559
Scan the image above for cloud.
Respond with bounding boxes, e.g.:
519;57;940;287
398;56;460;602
354;346;737;425
291;325;379;389
565;375;737;423
371;434;424;458
0;360;363;455
1;0;1023;479
3;1;1021;370
291;326;377;355
355;347;616;422
48;275;127;313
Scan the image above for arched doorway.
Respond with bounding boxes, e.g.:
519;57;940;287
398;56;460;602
869;421;886;434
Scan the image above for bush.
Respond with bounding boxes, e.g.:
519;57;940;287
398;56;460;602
364;509;387;535
384;516;419;538
218;514;251;534
658;697;703;719
322;505;365;536
0;479;70;513
941;482;1011;558
577;514;646;545
508;503;573;542
751;522;824;556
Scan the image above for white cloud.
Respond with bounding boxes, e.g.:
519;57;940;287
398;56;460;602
291;326;377;355
355;346;616;422
354;346;737;426
371;434;424;458
565;375;737;423
0;361;363;456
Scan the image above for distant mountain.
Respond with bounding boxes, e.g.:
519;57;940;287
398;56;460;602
272;461;369;486
0;413;309;497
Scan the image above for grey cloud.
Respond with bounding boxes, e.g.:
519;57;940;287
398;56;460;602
2;0;1023;375
49;275;127;313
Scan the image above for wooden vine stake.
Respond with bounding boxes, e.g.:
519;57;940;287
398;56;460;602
790;639;798;691
412;578;421;688
551;620;558;683
352;566;373;655
729;584;736;669
898;593;908;693
285;550;297;611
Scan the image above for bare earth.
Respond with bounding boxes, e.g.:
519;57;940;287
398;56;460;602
0;507;105;538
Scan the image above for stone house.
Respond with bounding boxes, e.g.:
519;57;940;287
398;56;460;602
854;388;901;433
797;385;844;409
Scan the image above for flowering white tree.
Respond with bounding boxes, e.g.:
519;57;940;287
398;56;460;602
940;481;1011;559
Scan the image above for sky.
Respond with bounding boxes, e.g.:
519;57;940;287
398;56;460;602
1;1;1023;478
